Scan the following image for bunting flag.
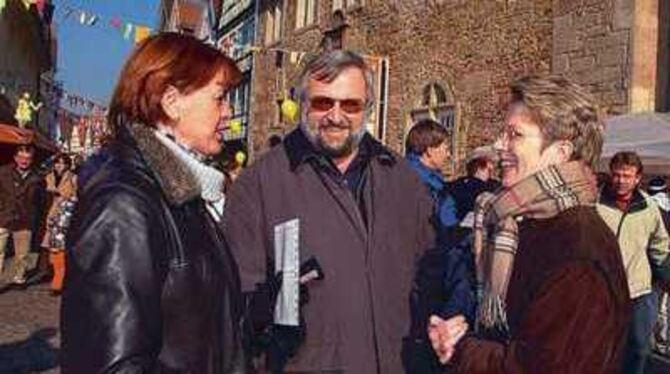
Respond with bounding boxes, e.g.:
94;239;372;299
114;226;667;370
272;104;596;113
63;6;75;19
123;23;134;40
109;16;121;29
134;25;151;44
56;4;152;44
79;11;97;26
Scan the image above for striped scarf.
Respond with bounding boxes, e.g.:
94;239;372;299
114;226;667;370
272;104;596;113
472;161;597;335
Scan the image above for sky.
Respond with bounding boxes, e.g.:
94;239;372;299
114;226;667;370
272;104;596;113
54;0;160;109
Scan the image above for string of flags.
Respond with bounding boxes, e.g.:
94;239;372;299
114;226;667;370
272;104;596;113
0;1;151;44
40;75;107;112
58;3;153;44
1;82;106;118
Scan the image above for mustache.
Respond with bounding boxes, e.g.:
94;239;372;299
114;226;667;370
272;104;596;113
319;123;350;130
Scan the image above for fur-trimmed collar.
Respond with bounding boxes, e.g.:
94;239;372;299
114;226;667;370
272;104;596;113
126;123;201;206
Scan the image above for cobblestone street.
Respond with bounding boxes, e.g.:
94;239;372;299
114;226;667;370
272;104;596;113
0;263;669;374
0;278;59;374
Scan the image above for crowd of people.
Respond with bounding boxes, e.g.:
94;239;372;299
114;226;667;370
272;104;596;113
0;146;78;295
3;32;670;373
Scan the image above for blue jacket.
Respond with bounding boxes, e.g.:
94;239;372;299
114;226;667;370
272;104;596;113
406;153;459;231
403;154;477;373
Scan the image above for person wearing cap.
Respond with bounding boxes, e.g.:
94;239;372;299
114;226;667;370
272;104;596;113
597;151;670;373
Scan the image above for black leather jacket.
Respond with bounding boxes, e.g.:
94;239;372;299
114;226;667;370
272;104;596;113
61;123;245;373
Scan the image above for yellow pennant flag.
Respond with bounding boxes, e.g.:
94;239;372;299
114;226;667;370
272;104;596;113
134;26;151;44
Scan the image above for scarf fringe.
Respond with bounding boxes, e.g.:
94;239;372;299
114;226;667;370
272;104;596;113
477;293;509;334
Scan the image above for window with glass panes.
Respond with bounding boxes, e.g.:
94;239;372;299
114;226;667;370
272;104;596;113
409;83;458;169
264;1;282;45
333;0;360;10
226;76;251;140
296;0;317;29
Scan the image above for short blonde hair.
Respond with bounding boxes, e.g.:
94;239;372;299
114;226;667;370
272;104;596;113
510;75;603;169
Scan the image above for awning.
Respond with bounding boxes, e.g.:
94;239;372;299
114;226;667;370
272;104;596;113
601;112;670;175
0;123;59;164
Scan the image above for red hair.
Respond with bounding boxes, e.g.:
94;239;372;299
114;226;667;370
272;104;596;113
108;32;241;136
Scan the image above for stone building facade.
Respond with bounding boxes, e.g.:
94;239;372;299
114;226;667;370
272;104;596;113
217;0;257;161
0;0;56;130
245;0;668;172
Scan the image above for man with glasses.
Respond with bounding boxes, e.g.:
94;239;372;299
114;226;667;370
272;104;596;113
223;50;436;373
596;151;670;374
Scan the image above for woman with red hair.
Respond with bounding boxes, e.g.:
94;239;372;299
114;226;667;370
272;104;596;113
61;33;244;373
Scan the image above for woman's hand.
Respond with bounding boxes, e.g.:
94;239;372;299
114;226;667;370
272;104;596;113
427;314;468;364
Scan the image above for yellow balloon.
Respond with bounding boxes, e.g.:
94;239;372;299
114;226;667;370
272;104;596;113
281;99;299;123
229;119;242;135
234;151;246;165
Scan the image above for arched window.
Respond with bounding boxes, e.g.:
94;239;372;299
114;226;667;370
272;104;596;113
411;82;456;132
409;82;458;172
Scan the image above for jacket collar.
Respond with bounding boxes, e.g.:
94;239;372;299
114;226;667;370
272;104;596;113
405;152;445;192
283;127;396;172
599;185;648;213
122;123;201;206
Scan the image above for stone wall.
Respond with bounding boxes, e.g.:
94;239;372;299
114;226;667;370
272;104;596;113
551;0;634;115
250;0;556;171
249;0;651;171
0;0;54;126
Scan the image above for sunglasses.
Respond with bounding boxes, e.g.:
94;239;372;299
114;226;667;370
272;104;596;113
309;96;366;114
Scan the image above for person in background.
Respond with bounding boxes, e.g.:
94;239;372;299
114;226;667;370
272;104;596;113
428;75;630;373
0;145;44;288
405;119;459;241
61;33;245;373
450;155;500;223
41;153;77;295
404;119;476;373
648;176;670;230
647;176;670;356
597;152;670;374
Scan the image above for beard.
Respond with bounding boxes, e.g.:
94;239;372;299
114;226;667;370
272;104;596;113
300;121;366;159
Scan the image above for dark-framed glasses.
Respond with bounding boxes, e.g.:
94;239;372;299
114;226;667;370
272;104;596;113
309;96;365;114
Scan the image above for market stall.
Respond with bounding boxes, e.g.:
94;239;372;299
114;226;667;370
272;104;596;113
601;112;670;176
0;123;59;164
